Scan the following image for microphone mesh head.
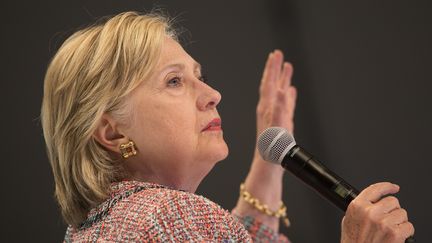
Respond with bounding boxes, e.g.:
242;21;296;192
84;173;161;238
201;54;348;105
258;127;296;164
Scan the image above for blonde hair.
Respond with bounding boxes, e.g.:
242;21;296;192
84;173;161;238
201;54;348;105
41;11;176;227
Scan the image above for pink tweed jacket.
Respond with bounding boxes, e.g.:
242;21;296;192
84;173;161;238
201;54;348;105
64;180;289;242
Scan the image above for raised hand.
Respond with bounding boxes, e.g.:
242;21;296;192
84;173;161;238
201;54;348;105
256;50;297;137
233;50;297;232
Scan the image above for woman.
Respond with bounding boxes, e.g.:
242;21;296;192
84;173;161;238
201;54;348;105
41;12;414;242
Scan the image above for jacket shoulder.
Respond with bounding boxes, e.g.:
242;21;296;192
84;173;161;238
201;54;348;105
131;188;250;242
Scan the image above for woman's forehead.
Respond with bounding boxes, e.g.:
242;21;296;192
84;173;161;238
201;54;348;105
157;37;201;72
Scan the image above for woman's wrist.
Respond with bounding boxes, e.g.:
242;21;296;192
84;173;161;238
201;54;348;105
239;183;290;226
233;150;287;231
250;150;285;178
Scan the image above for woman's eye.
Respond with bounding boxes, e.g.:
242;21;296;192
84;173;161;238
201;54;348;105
167;77;182;87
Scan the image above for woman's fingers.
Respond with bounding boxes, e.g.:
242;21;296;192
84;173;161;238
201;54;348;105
280;62;294;90
382;208;408;225
381;216;414;242
271;50;284;82
260;52;277;99
260;50;293;98
396;221;415;240
257;49;297;133
260;53;273;86
288;87;297;114
375;196;401;213
342;182;414;243
357;182;400;203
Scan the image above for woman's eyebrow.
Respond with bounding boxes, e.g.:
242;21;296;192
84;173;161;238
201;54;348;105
161;62;202;73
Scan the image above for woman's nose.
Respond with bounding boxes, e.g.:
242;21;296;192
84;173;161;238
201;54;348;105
197;82;221;111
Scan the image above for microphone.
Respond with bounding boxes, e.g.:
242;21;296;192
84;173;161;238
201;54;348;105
258;127;415;243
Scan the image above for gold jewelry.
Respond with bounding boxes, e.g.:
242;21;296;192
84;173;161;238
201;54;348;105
119;141;137;159
240;183;290;227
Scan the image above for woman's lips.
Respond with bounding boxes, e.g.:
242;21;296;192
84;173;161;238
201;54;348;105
202;118;222;131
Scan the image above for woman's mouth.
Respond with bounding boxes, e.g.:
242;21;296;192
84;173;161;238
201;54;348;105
202;118;222;132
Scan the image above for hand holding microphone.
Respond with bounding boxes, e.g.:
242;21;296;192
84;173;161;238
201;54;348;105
342;182;415;243
258;127;415;243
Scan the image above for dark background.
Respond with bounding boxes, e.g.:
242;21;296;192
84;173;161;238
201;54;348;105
1;0;431;242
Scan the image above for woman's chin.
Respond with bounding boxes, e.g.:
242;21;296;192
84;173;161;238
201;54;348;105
215;142;229;162
202;141;229;164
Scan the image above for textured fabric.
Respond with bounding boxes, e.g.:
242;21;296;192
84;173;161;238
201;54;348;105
64;180;289;242
236;215;289;242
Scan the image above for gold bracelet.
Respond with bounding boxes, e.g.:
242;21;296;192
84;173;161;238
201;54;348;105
240;183;290;227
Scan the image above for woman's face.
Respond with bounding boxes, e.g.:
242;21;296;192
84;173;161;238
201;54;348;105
121;37;228;190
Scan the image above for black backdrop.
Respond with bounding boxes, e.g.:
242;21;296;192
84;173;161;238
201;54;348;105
1;1;431;242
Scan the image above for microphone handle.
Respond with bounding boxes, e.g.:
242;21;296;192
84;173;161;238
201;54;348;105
283;145;415;243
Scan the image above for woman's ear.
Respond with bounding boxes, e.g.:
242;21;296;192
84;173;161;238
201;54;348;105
93;114;129;154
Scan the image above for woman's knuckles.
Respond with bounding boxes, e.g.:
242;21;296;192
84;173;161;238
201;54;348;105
385;223;410;243
395;208;408;222
346;198;363;215
366;206;383;224
380;196;400;209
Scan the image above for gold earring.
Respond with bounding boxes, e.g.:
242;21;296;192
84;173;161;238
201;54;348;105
119;140;137;159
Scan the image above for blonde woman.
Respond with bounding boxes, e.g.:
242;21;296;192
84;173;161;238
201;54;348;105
41;12;414;242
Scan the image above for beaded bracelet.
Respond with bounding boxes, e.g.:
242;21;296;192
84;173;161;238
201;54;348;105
240;183;290;227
